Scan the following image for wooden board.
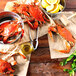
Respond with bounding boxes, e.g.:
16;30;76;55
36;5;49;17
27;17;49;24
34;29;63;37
48;11;76;59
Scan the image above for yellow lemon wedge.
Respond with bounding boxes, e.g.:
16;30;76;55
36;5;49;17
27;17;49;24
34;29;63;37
46;4;54;12
50;4;60;13
46;0;58;4
41;0;49;8
59;4;64;10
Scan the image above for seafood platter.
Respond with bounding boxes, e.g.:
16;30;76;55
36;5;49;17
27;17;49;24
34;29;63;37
0;0;76;76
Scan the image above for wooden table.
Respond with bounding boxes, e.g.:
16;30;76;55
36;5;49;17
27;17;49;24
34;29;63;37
0;0;76;76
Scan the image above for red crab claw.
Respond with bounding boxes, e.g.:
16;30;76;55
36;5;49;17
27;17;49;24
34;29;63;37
0;59;14;74
55;40;71;53
26;18;38;29
48;26;57;41
43;15;50;22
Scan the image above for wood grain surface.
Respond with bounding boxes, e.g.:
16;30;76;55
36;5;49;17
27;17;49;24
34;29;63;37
0;0;76;76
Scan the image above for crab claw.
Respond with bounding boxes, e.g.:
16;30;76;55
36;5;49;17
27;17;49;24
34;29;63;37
26;18;38;29
0;59;14;74
55;40;71;53
48;26;57;41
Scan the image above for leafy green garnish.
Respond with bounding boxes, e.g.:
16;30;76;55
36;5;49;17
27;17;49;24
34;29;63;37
60;50;76;76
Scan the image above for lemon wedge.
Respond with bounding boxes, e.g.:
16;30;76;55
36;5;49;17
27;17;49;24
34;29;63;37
59;4;64;10
50;4;60;13
41;0;49;8
46;4;54;12
46;0;58;4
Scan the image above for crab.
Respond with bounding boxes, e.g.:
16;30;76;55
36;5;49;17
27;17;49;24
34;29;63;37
12;3;49;29
48;21;75;53
0;20;24;44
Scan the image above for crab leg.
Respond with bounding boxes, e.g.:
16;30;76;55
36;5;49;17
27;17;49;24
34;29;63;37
2;45;26;61
43;15;50;22
26;18;38;29
55;40;71;53
3;35;18;44
23;12;30;17
9;57;17;66
2;46;18;60
48;26;57;41
0;51;7;54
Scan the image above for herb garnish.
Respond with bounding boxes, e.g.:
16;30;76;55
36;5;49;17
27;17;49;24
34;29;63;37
60;51;76;76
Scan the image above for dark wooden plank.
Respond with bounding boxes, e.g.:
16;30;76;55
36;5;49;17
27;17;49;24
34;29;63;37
31;47;66;63
31;48;50;63
65;0;76;9
38;35;49;48
65;8;76;11
27;62;72;76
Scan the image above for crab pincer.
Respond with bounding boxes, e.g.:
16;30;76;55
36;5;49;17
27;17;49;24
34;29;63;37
0;59;14;75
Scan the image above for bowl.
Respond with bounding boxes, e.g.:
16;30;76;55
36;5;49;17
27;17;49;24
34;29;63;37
0;11;24;44
41;0;66;19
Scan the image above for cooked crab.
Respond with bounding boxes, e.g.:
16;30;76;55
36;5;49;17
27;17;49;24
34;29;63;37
48;21;75;53
12;3;49;29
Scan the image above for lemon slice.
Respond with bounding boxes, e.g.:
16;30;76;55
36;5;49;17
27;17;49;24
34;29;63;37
46;0;57;4
59;4;64;10
41;0;49;8
50;4;60;13
57;0;60;3
43;0;47;3
46;4;54;12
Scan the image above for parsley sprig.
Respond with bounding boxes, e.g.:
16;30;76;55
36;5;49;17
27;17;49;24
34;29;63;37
60;51;76;76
